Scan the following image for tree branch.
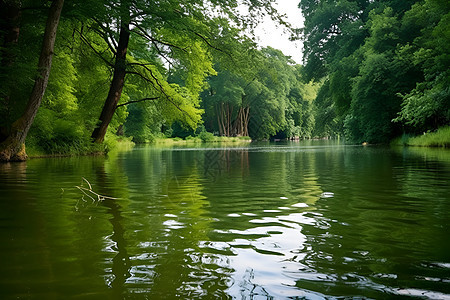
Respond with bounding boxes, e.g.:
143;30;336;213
90;20;118;55
116;97;159;108
186;28;234;61
131;29;177;68
126;69;194;123
131;23;187;52
75;28;114;68
190;30;222;53
20;5;47;11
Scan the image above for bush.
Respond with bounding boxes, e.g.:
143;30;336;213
198;130;215;142
28;108;93;155
238;136;252;140
185;135;201;142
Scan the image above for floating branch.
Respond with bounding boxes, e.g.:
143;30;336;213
75;177;119;203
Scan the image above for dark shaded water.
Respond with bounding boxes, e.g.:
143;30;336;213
1;141;449;299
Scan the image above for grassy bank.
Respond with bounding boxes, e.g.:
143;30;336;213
25;133;251;158
391;127;450;148
27;135;135;158
153;135;252;145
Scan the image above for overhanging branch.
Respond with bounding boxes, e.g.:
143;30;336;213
126;69;195;124
75;28;114;68
132;23;187;52
116;97;159;108
91;19;118;55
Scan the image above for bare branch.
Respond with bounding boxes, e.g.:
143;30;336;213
82;177;92;189
116;97;160;108
75;178;120;203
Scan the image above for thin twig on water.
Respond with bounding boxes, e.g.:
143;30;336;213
75;178;119;203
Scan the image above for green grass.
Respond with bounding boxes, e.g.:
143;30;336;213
26;139;104;158
105;136;135;154
26;134;135;158
26;133;251;158
154;136;252;144
392;127;450;148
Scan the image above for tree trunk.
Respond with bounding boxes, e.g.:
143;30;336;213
244;106;249;136
217;103;226;136
91;22;130;143
0;0;64;162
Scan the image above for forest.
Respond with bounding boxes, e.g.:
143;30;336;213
0;0;449;161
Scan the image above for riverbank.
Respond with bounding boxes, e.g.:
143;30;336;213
391;127;450;148
25;135;252;159
22;127;449;160
153;135;252;144
26;137;135;159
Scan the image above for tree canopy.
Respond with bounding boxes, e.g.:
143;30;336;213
300;0;449;143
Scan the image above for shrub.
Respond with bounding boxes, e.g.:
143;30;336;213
198;130;215;142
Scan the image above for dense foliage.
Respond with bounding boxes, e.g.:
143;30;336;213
199;48;319;140
0;0;294;160
300;0;450;143
1;0;448;161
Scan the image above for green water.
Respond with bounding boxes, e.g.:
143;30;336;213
1;141;449;299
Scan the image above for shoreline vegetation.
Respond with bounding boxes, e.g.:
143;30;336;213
1;1;448;162
23;126;449;159
154;135;252;145
391;127;450;148
24;134;253;159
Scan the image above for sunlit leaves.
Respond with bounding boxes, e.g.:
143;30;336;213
127;56;204;129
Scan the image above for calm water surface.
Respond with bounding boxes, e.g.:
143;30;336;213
1;141;449;299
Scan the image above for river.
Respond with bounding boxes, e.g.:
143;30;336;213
1;141;449;299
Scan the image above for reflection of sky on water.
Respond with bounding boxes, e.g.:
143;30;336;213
225;213;308;299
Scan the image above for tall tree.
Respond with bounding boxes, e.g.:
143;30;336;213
393;0;450;132
91;6;130;143
201;67;246;136
299;0;371;81
0;0;64;161
86;0;283;143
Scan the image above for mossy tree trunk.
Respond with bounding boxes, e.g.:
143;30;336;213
0;0;64;162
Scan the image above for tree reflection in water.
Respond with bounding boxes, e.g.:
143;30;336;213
94;164;131;297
